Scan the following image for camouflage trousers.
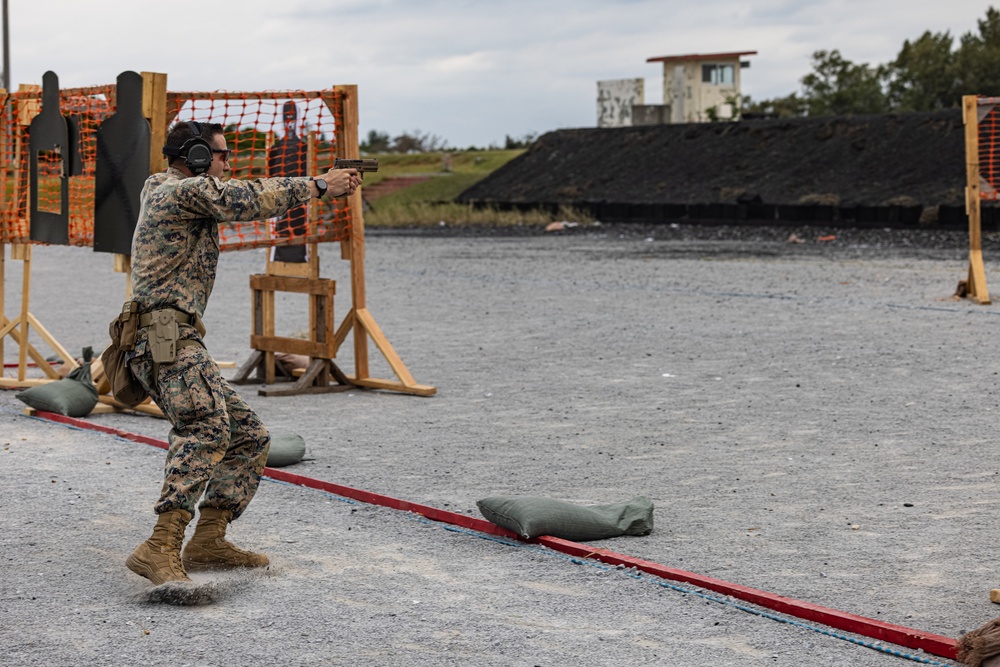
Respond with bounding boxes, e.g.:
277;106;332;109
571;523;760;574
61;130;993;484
130;344;270;520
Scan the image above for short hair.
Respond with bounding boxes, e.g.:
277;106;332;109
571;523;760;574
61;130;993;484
163;121;225;165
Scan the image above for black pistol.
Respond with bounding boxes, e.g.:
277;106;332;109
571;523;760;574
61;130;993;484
333;158;379;173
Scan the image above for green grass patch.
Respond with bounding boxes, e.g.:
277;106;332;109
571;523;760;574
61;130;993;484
361;149;594;228
363;149;524;183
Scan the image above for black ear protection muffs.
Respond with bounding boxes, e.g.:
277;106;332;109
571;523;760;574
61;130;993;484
162;121;214;175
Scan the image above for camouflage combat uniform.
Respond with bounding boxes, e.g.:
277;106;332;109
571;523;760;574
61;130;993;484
128;167;313;519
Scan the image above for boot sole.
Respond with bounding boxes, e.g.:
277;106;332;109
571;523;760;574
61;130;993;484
126;554;193;585
182;559;269;572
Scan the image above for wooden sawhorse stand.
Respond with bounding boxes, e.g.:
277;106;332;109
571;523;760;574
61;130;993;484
0;243;79;388
230;240;435;398
232;253;351;396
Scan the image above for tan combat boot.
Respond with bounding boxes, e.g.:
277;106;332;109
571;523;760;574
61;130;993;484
182;508;269;570
125;509;193;585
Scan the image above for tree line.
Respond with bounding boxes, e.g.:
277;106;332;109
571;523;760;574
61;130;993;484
359;129;537;153
744;7;1000;118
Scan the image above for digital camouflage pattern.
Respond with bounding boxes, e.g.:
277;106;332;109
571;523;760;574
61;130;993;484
131;167;312;318
131;346;270;519
129;167;313;518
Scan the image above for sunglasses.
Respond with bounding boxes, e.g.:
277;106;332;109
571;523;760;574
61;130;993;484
212;148;234;161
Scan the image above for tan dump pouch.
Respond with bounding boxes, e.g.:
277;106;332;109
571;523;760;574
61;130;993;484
102;300;149;408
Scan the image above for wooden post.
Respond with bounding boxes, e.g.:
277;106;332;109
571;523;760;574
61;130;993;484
331;85;434;396
335;85;370;380
141;72;168;176
963;94;991;305
16;242;28;376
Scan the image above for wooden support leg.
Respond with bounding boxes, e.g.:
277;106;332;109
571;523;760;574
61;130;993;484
231;350;266;385
258;358;352;397
345;307;436;396
968;250;992;305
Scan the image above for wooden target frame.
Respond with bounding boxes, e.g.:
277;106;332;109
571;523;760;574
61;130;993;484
961;94;995;305
1;74;434;402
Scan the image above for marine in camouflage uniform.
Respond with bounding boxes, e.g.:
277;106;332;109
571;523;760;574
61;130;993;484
124;121;360;586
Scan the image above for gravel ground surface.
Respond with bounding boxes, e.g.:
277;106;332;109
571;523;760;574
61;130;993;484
4;222;1000;666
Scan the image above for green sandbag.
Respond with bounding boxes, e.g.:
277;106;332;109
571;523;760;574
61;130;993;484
266;433;306;468
16;349;99;418
476;495;654;541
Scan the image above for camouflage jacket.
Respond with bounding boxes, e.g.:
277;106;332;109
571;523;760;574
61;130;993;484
131;167;313;319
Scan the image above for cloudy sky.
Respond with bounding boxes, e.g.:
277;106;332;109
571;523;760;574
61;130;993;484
9;1;996;147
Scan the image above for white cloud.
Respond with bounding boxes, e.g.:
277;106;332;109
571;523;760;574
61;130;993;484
6;0;997;147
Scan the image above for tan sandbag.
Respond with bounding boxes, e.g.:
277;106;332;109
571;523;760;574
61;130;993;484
275;352;309;378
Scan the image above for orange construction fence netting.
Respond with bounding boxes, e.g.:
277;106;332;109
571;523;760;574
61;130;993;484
0;85;352;250
976;96;1000;201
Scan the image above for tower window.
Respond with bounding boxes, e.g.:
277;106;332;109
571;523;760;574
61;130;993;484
702;64;735;85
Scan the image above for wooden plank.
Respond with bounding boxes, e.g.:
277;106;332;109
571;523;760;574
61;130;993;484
26;312;78;374
17;245;30;379
11;242;29;260
259;382;353;397
1;317;54;371
333;308;354;357
114;253;133;300
91;357;112;395
96;394;165;418
113;253;130;273
250;334;333;358
231;349;264;385
16;84;41;126
334;85;370;379
0;93;8;219
263;284;275;385
346;376;437;397
964;94;991;304
169;90;331;102
88;403;122;415
258;359;352;396
304;133;319;280
310;293;320;347
141;72;168;175
969;250;992;305
265;350;276;385
355;307;417;386
252;287;264;336
250;274;335;296
0;312;17;338
314;293;332;346
263;288;275;338
266;258;313;278
0;377;53;389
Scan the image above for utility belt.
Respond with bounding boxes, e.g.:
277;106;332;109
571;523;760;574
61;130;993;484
105;303;206;407
139;310;196;328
